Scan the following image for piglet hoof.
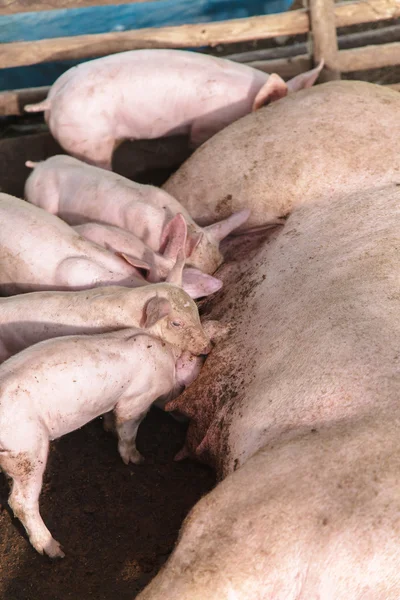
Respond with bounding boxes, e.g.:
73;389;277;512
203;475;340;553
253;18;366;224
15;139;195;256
118;443;145;466
32;535;65;559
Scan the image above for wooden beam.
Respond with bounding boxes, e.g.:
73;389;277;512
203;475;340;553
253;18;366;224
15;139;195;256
337;42;400;72
0;11;310;69
308;0;340;80
225;24;400;64
0;0;157;14
1;0;400;69
334;0;400;27
251;43;400;77
249;55;312;78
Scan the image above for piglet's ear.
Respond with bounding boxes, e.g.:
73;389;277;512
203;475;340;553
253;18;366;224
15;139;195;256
161;214;188;261
166;248;185;287
143;297;171;329
182;268;222;299
186;232;203;257
117;252;151;272
252;73;288;111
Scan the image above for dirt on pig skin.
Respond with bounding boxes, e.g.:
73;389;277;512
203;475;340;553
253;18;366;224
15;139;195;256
0;408;215;600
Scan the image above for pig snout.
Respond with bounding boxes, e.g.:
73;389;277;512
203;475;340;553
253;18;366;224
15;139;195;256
201;339;213;355
189;331;212;356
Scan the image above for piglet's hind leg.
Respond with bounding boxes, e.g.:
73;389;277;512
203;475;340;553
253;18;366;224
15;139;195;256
0;439;65;558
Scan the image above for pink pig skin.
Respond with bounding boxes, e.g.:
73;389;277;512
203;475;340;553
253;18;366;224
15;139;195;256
0;328;194;559
137;184;400;600
0;193;148;294
24;50;323;170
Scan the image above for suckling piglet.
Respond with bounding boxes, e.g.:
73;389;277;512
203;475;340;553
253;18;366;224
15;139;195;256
24;155;250;274
73;221;222;298
0;327;203;559
0;193;157;294
0;275;212;363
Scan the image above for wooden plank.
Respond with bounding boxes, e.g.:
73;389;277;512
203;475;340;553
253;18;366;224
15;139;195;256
0;0;294;45
0;11;310;69
1;0;156;15
252;44;400;76
334;0;400;27
249;55;311;78
1;0;399;70
337;42;400;71
225;24;400;63
308;0;340;80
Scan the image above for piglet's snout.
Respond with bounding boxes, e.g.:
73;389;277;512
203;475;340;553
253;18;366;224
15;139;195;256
188;329;212;356
202;340;213;355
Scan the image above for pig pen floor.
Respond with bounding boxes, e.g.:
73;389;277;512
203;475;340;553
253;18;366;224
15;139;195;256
0;408;215;599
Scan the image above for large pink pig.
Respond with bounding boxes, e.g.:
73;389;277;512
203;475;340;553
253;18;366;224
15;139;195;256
137;183;400;599
25;155;250;273
0;327;204;559
163;80;400;229
24;50;323;169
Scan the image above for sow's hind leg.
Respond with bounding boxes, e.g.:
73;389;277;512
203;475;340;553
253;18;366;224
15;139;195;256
0;430;65;558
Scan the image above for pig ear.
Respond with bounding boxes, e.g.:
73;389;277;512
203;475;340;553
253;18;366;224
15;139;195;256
286;59;324;93
166;248;185;287
161;214;188;261
143;297;171;328
204;209;251;243
117;252;151;273
252;73;288;111
187;232;203;257
182;268;223;299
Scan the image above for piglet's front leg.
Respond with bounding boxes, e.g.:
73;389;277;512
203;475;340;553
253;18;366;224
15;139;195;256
114;399;149;465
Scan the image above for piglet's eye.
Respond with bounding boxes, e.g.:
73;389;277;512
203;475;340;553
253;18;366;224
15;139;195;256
171;321;182;328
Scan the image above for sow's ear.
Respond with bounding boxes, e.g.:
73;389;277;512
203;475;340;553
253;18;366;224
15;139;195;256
143;297;171;328
252;73;288;111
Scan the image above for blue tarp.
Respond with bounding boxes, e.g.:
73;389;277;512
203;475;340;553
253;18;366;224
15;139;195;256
0;0;293;91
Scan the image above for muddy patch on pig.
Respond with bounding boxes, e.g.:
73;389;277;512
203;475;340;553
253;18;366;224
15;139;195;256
168;227;280;476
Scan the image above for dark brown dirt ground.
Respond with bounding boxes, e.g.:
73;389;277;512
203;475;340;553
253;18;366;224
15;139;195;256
0;408;215;600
